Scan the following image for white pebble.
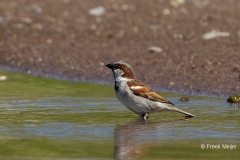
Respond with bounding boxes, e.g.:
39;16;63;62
148;46;163;53
163;9;170;15
0;76;8;81
202;30;230;40
170;0;185;8
89;6;105;16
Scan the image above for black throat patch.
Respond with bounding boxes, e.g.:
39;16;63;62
114;81;121;91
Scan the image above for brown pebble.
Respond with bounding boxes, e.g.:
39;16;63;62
179;97;190;102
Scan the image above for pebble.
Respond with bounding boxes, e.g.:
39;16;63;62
148;46;163;53
21;17;32;23
32;23;43;30
12;23;24;29
121;4;129;10
170;0;185;8
46;39;53;44
32;5;42;14
0;76;8;81
226;95;240;104
179;97;190;102
89;6;105;16
202;30;230;40
163;9;171;15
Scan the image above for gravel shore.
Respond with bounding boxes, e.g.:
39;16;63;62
0;0;239;96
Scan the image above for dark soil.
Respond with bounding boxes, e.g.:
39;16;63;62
0;0;239;96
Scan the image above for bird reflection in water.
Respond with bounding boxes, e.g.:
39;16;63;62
114;118;191;159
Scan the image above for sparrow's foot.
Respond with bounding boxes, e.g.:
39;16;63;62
141;113;149;120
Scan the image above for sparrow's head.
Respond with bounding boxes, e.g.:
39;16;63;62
106;61;135;81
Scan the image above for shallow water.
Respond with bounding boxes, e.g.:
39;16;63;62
0;70;240;159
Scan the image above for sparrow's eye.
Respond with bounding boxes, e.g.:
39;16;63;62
114;64;120;69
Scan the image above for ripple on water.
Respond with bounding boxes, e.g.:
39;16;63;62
0;122;115;140
0;97;124;113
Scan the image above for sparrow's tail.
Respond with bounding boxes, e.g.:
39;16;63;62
171;106;195;118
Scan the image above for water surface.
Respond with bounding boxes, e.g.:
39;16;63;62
0;70;239;159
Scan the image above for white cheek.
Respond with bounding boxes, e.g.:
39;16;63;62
113;69;124;81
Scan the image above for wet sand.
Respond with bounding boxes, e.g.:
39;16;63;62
0;0;239;96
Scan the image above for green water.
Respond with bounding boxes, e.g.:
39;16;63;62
0;70;239;159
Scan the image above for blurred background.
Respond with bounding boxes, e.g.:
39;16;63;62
0;0;239;95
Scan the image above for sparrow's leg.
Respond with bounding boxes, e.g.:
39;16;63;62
141;113;149;120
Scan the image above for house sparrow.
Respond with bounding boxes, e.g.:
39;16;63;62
106;61;195;120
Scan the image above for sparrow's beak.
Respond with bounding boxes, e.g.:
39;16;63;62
106;63;114;70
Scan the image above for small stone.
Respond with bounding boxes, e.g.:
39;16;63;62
227;95;240;104
202;30;230;40
38;58;42;62
0;76;8;81
12;23;24;29
133;27;139;33
117;30;125;38
21;17;32;23
163;9;170;15
148;46;163;53
167;25;172;30
179;97;190;102
170;0;185;8
32;5;43;14
121;4;129;10
191;64;197;69
100;62;104;66
89;6;105;16
46;39;53;44
32;23;43;30
91;25;96;30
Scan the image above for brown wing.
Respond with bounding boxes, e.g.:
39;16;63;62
127;80;174;105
